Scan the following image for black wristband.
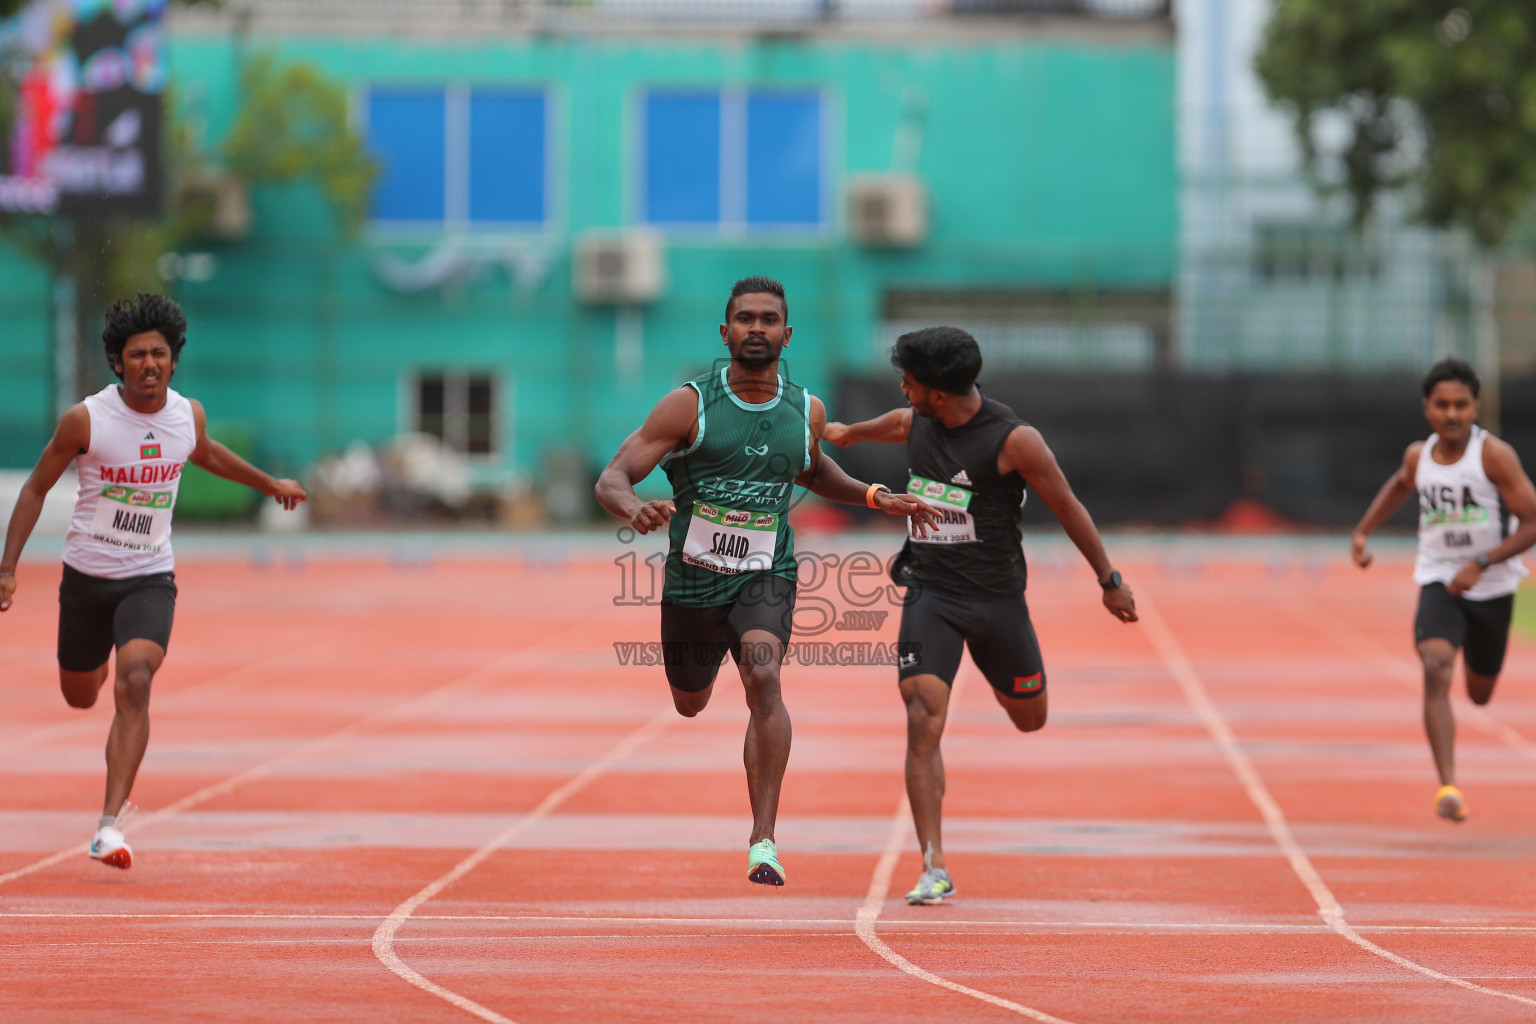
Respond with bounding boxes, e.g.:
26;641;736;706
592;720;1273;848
1475;552;1492;570
1100;570;1123;590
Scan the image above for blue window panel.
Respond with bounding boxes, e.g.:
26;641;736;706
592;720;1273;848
469;91;546;224
746;94;822;228
368;89;446;222
645;93;721;225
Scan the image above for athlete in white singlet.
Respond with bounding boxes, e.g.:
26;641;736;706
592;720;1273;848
1351;358;1536;822
1;294;306;869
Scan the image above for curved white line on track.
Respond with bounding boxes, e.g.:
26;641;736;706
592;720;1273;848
0;638;581;887
1139;591;1536;1010
853;665;1077;1024
371;709;674;1024
856;793;1078;1024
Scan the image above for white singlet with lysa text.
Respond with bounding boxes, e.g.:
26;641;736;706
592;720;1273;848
1413;426;1527;600
681;501;780;574
63;385;197;580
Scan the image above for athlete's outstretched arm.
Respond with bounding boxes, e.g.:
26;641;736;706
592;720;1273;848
187;401;306;510
1448;438;1536;595
796;397;939;535
594;387;700;534
1002;425;1136;623
1351;442;1422;569
1;405;90;611
821;407;912;448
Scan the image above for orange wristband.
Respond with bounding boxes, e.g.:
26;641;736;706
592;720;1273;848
866;482;889;508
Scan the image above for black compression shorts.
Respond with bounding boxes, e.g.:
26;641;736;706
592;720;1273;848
897;587;1044;698
1414;582;1514;678
658;573;796;693
57;563;177;672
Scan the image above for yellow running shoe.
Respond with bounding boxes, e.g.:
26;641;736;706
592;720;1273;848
1435;784;1468;822
905;868;955;905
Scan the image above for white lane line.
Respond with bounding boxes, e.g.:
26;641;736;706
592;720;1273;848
0;636;583;888
371;709;674;1024
1139;590;1536;1009
6;912;1536;935
0;641;337;754
855;794;1076;1024
853;664;1077;1024
1281;595;1536;758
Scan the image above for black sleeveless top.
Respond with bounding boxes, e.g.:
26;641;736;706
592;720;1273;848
896;395;1028;598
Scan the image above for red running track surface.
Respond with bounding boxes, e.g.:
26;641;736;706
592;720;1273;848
0;543;1533;1023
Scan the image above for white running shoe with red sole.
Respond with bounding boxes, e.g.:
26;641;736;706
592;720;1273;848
89;825;132;869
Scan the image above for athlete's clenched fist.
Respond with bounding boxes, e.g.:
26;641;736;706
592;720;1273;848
628;499;676;535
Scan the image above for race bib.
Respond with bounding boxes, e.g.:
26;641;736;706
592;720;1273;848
908;474;976;544
682;502;780;574
90;484;175;552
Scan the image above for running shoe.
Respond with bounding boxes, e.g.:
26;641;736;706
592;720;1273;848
905;868;955;905
1435;784;1468;822
89;824;132;869
747;838;785;886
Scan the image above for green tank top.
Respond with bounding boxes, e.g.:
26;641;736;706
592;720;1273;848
661;364;811;606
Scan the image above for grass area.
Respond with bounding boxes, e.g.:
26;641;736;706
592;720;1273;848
1515;584;1536;641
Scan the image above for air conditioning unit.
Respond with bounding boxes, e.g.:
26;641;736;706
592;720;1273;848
574;230;666;305
849;174;928;248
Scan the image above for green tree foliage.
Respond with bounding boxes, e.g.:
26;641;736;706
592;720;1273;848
222;54;377;235
1256;1;1536;247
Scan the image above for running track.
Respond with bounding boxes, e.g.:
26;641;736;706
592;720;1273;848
1;535;1533;1023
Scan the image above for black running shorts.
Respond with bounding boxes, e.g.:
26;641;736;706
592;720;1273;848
57;564;177;672
897;587;1045;698
1414;582;1514;678
658;573;796;693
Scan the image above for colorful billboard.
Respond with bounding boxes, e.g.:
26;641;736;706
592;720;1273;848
0;0;166;216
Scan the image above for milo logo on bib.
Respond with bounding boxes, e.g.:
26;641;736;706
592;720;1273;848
908;473;976;544
90;483;177;552
683;501;780;574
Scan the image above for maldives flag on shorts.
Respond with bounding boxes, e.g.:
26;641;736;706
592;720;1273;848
1013;672;1043;695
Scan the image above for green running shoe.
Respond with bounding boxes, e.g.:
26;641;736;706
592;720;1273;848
747;838;785;885
905;868;954;905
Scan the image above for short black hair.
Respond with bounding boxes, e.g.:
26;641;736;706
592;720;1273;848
1422;357;1480;399
103;293;188;379
725;276;787;321
890;326;982;395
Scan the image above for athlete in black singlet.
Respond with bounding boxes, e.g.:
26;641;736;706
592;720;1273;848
825;326;1137;904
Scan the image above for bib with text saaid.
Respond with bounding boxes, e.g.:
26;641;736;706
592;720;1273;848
682;501;780;574
90;483;176;552
907;474;976;544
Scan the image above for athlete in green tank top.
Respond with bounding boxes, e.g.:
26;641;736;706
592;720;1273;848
660;363;810;606
597;276;938;888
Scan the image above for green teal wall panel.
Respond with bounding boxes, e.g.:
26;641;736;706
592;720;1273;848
0;33;1174;480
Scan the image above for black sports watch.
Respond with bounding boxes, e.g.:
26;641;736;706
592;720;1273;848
1475;552;1492;570
1100;570;1123;590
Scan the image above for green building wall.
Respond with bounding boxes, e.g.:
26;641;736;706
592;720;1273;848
2;32;1176;494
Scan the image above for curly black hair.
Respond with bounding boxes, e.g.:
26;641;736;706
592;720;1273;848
1421;357;1480;399
725;276;787;321
890;326;982;395
102;293;188;379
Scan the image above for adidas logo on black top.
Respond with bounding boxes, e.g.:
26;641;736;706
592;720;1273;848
950;470;972;485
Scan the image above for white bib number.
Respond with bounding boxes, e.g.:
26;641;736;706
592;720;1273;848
907;474;976;544
682;502;779;574
90;485;175;552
